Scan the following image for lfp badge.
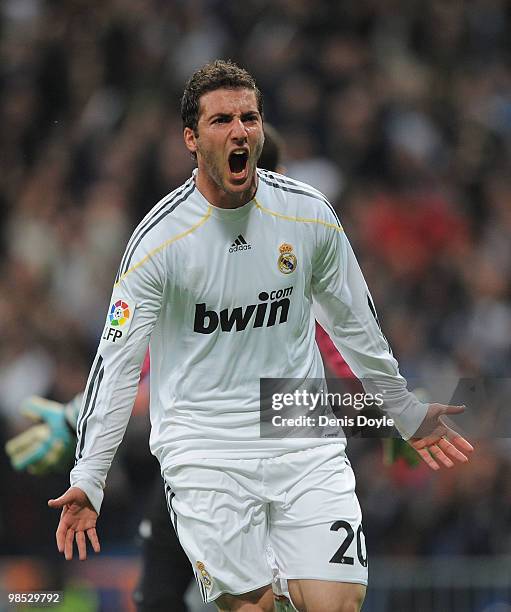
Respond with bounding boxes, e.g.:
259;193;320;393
102;298;134;345
109;300;130;326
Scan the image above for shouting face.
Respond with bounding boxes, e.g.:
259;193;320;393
184;88;264;208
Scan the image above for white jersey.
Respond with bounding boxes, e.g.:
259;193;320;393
71;169;427;513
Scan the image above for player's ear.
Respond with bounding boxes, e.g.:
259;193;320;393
183;127;198;155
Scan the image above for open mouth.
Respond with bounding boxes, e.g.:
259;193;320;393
228;151;249;176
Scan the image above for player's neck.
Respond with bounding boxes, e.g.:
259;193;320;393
195;170;257;209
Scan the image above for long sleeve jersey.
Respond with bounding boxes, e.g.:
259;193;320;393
71;169;428;513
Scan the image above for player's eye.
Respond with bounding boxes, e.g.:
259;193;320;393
213;116;230;124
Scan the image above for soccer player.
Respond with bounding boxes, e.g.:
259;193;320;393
6;125;295;612
48;61;473;612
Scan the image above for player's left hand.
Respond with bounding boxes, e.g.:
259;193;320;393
409;403;474;470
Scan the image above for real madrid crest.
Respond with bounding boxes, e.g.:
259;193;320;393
196;561;213;589
278;243;297;274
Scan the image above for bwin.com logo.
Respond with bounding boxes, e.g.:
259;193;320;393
194;287;293;334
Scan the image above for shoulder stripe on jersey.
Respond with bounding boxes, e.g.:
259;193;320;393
116;179;193;282
115;204;212;286
254;198;342;232
258;172;342;227
116;179;195;282
116;180;192;282
118;180;196;280
272;173;342;225
77;360;105;460
260;169;327;200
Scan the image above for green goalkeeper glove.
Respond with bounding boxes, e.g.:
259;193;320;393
5;396;80;475
382;437;421;468
382;387;430;468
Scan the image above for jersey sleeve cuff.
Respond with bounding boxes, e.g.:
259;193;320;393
360;378;429;440
389;399;429;440
69;476;104;515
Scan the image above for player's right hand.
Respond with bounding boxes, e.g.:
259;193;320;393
48;487;100;561
5;396;74;474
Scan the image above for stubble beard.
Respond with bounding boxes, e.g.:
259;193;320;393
199;142;263;205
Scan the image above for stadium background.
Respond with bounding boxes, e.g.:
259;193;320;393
0;1;510;610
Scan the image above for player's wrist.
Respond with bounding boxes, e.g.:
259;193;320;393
69;476;103;515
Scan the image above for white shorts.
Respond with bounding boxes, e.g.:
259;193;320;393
163;445;368;603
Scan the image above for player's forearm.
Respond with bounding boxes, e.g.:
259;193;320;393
71;381;141;513
359;373;428;439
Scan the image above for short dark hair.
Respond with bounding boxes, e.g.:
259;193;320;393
181;60;263;133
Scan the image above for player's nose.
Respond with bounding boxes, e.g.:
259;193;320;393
230;118;248;141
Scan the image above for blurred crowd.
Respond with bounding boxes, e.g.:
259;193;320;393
1;0;510;563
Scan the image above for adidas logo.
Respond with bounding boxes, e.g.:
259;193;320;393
228;234;251;253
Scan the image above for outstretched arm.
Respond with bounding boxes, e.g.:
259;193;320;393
49;224;166;558
311;203;473;460
316;324;422;468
